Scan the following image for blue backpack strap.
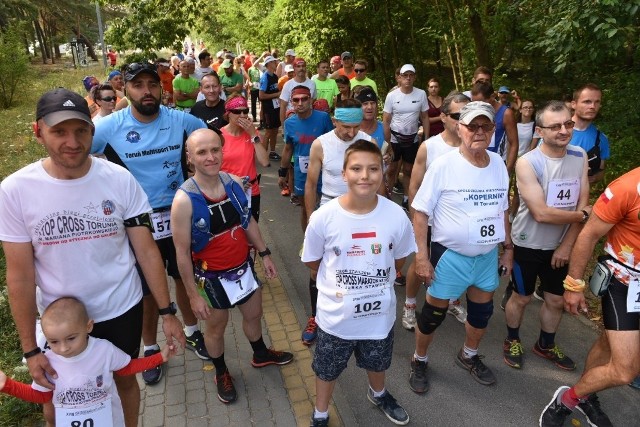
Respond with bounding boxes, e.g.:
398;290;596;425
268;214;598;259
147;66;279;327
219;172;251;229
179;178;211;253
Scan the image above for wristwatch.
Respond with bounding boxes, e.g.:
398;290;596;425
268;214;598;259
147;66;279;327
158;302;177;315
581;209;590;224
251;135;261;144
258;247;272;258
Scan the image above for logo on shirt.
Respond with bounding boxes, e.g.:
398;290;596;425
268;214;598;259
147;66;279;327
169;181;179;191
126;131;141;143
352;230;376;239
102;200;115;216
371;243;382;255
96;375;103;388
333;246;341;256
347;245;366;257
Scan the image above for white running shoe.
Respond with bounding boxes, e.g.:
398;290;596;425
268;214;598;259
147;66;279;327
402;304;417;330
447;300;467;323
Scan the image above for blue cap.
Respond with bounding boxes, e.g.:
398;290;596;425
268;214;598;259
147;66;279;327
498;86;510;94
108;70;122;81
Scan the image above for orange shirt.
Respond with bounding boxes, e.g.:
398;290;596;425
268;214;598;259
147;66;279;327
594;167;640;284
278;76;291;91
159;70;174;94
338;68;356;80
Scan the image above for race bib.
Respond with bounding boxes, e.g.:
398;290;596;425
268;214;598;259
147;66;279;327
272;98;280;109
298;156;310;173
468;212;505;245
342;288;391;321
55;397;112;427
252;82;260;90
546;179;580;208
219;265;259;305
150;211;171;240
627;278;640;313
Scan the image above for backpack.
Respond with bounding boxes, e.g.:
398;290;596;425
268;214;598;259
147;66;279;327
179;173;250;252
586;130;602;176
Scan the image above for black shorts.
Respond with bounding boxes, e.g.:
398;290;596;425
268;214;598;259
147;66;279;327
602;277;640;331
391;142;420;164
511;246;567;296
251;194;261;222
91;300;143;358
263;108;281;129
194;259;260;310
139;236;180;296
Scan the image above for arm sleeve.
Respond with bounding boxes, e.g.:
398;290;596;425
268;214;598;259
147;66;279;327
115;352;163;376
2;378;52;404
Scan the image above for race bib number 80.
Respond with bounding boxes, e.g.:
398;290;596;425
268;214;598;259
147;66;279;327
56;397;112;427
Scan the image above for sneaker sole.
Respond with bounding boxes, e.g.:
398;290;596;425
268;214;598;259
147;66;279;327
366;394;410;425
185;345;211;361
539;386;570;427
214;379;237;404
454;357;496;386
447;310;466;324
401;320;416;331
574;405;601;427
503;355;523;369
408;371;429;394
251;357;294;368
531;346;576;371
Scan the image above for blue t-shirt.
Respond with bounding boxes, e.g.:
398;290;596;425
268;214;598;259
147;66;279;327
92;106;206;209
370;120;385;149
570;123;610;160
284;110;334;195
259;72;279;113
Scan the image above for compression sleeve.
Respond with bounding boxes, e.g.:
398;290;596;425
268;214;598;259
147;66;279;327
115;352;163;376
2;378;52;404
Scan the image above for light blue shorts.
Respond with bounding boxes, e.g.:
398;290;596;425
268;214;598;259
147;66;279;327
427;242;499;300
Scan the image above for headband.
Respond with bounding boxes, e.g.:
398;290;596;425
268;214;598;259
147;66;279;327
334;107;363;124
293;57;306;67
292;86;311;97
225;96;248;112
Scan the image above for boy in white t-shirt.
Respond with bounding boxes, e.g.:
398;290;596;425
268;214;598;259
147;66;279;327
0;297;176;427
302;140;416;426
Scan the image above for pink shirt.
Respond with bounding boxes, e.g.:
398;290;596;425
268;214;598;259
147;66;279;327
220;127;260;195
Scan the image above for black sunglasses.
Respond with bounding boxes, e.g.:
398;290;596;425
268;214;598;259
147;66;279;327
100;96;117;102
229;108;250;115
354;69;366;73
446;112;461;120
126;62;157;73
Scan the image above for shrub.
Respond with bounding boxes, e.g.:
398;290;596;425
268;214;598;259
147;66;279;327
0;26;30;109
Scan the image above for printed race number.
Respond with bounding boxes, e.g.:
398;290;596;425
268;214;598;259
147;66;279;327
150;211;171;240
343;288;391;320
627;278;640;313
546;179;579;208
468;213;505;245
56;398;112;427
354;300;382;314
298;155;310;173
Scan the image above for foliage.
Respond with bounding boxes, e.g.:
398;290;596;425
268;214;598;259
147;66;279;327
0;25;30;108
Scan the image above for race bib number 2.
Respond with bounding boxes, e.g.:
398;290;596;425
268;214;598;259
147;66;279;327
150;211;171;240
298;155;310;173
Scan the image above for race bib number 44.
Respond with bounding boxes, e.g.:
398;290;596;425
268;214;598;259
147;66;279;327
150;211;171;240
468;212;505;245
547;179;579;208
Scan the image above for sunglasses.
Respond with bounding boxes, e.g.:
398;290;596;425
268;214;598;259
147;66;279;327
400;73;415;78
229;108;250;115
460;122;496;133
126;62;157;73
446;112;461;120
100;96;117;102
291;97;310;103
354;69;366;73
539;120;575;132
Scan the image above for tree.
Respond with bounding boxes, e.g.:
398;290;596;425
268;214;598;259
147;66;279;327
0;23;30;108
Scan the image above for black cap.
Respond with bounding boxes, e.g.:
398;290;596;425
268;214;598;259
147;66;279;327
355;86;378;104
124;62;160;83
36;88;92;126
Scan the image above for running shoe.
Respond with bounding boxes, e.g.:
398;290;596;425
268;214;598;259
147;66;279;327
269;151;282;160
367;389;409;425
532;342;576;371
290;195;301;206
455;348;496;385
214;369;237;403
394;271;406;286
401;199;409;213
251;348;294;367
409;358;429;393
500;282;513;311
630;375;640;389
401;303;416;331
302;316;318;345
533;285;544;301
310;415;329;427
281;186;291;197
392;182;404;194
539;386;572;427
503;338;524;369
142;348;163;385
447;300;467;323
185;330;211;360
576;393;613;427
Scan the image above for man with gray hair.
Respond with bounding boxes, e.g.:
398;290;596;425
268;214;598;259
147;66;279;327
408;101;512;393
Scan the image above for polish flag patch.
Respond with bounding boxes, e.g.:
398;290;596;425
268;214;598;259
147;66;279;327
352;229;376;239
599;187;614;204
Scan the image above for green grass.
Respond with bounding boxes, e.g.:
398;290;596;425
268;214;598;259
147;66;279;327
0;59;108;426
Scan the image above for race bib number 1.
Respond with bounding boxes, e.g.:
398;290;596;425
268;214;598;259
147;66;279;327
56;397;112;427
547;179;580;208
468;213;505;245
150;211;171;240
627;278;640;313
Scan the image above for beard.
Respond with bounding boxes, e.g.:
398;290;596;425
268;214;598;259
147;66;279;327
131;96;161;116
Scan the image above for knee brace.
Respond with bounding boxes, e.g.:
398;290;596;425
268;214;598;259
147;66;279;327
417;302;447;335
466;298;494;329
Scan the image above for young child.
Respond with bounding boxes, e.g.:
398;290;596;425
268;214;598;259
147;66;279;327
0;296;176;426
302;140;417;426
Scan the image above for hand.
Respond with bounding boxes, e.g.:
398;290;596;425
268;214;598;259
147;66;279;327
551;244;571;269
415;255;435;285
499;249;514;277
189;294;212;320
0;370;6;390
27;353;57;390
160;315;186;350
564;290;588;315
160;344;178;362
237;117;256;134
261;256;278;280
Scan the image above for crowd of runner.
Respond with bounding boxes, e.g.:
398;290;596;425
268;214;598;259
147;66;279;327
0;41;638;427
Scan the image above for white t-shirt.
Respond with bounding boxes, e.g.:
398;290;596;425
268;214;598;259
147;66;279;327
0;158;149;321
194;66;213;81
383;87;428;142
412;149;510;257
280;77;317;115
516;121;535;157
425;133;457;168
318;130;374;200
33;337;131;427
302;196;416;339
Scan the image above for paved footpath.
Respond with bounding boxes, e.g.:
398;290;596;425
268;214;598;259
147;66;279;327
138;264;342;427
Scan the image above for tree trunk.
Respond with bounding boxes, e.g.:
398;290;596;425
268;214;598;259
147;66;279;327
443;34;459;91
33;20;48;64
464;0;492;68
443;0;466;87
74;29;98;61
383;0;399;68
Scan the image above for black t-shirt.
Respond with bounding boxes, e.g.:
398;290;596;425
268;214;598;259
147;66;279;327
260;73;280;113
190;100;227;131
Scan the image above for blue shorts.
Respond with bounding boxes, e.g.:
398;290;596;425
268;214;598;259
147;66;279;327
312;327;394;382
427;242;499;300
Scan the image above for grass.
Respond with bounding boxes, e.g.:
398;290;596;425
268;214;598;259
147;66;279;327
0;59;109;426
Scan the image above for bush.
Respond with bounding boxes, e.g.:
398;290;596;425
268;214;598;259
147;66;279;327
0;26;30;109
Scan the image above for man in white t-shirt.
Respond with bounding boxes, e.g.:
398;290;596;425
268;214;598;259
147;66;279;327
0;88;185;427
408;101;512;393
279;57;316;124
383;64;429;211
303;140;416;427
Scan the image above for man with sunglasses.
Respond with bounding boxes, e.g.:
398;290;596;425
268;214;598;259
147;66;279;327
409;101;512;390
92;62;209;386
279;57;317;126
350;59;378;95
502;101;590;373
